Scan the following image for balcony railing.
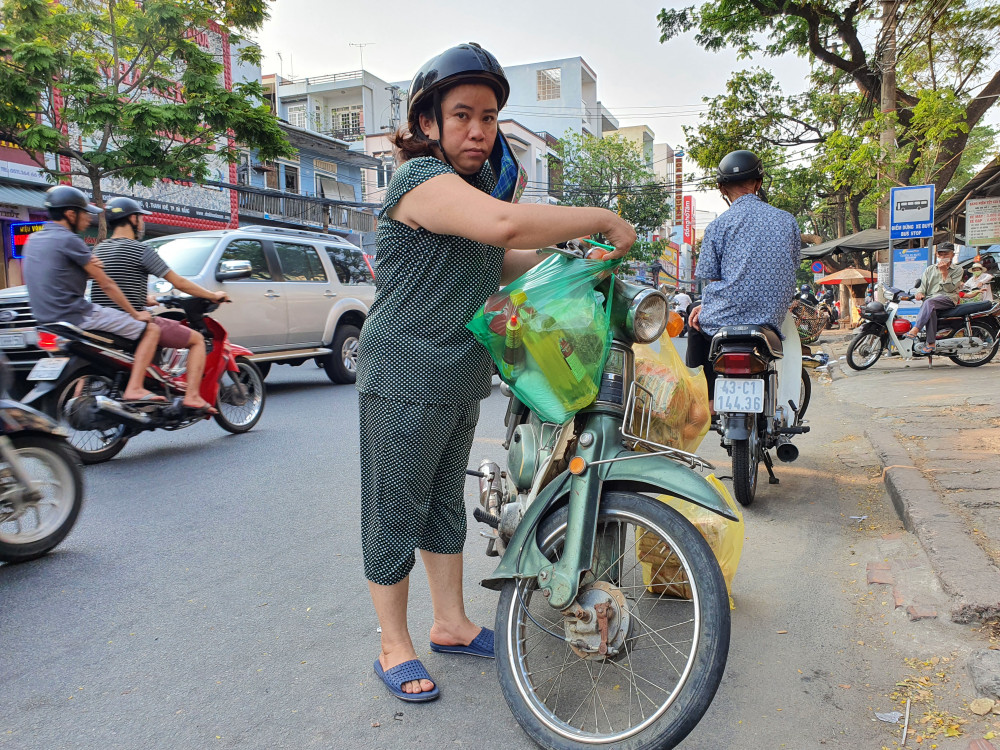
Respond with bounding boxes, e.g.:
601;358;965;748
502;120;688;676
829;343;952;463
235;187;375;234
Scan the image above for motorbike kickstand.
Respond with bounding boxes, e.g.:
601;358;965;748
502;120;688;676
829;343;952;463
762;450;779;485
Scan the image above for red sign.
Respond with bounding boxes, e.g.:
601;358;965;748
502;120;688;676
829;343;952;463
682;195;695;245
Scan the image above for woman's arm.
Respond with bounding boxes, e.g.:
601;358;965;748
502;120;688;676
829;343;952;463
388;173;636;259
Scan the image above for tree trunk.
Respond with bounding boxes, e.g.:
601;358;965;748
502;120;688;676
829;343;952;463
90;172;106;242
848;195;863;234
835;190;847;238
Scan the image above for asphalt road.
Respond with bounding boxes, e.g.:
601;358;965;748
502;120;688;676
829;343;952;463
1;356;920;750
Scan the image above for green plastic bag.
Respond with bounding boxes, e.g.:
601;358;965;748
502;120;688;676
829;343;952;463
467;254;617;423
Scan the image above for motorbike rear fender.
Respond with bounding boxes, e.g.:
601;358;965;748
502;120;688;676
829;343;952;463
20;357;94;407
480;451;738;595
722;413;751;441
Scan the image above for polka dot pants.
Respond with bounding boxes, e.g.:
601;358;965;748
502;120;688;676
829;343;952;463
359;392;481;586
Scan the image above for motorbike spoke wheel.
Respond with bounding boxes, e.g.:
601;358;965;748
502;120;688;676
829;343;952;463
0;435;83;563
214;357;265;433
949;323;999;367
496;492;730;750
45;372;130;464
846;332;884;371
731;430;759;507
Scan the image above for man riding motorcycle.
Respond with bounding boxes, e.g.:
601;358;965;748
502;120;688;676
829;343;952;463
93;196;228;414
685;150;801;407
22;186;163;403
798;284;819;305
903;242;963;355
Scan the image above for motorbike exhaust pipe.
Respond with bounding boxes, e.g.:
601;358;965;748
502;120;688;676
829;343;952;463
94;395;153;426
775;437;799;463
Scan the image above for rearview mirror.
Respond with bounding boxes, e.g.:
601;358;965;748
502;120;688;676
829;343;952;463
216;259;252;281
913;278;921;288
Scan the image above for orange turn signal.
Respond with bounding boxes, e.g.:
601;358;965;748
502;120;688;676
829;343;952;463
666;310;684;338
569;456;587;475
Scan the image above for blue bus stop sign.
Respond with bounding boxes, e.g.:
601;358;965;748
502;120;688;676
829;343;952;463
890;184;935;240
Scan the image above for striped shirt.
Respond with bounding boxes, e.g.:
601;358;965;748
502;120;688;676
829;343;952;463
91;238;170;311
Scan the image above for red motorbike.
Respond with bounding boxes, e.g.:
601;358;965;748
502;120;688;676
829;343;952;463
23;296;266;464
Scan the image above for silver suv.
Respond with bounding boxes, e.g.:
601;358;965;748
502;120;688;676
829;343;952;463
0;225;375;389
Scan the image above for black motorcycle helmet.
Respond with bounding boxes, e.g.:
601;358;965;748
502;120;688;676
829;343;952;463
105;196;152;226
800;284;810;293
716;150;765;185
44;185;102;217
407;43;510;131
864;300;885;314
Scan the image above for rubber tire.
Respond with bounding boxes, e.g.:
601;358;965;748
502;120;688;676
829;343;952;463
42;371;130;465
731;436;758;507
213;357;265;434
321;325;360;385
846;331;885;371
254;362;271;381
494;491;731;750
0;434;84;563
949;321;1000;367
799;369;812;420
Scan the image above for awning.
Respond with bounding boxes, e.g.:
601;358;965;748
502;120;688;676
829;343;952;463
317;176;356;202
801;228;892;258
0;183;48;210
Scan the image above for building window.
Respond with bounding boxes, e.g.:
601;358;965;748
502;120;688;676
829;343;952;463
287;104;307;129
376;157;394;189
331;105;364;140
284;164;299;193
236;152;251;185
536;68;561;101
264;161;279;190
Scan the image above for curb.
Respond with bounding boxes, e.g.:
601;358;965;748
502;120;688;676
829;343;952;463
866;426;1000;624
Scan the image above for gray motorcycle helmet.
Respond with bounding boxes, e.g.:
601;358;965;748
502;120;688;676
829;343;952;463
44;185;102;216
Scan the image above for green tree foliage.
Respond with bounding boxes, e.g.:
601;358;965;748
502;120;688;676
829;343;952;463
661;0;1000;237
0;0;292;236
558;132;673;236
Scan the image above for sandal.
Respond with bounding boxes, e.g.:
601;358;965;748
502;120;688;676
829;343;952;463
430;627;495;659
373;658;440;703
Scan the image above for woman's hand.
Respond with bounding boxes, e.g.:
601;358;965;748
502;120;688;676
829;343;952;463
689;304;702;332
601;215;637;260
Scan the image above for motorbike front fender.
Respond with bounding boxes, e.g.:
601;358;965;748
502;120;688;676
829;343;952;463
0;399;64;436
480;452;738;595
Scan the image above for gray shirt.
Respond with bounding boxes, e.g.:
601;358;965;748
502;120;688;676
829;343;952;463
22;222;96;325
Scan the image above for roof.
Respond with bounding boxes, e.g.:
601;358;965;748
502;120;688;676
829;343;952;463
935;156;1000;225
0;183;48;209
278;122;381;169
801;228;892;258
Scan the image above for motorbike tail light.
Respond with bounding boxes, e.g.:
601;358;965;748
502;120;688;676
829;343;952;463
714;352;767;375
37;331;60;351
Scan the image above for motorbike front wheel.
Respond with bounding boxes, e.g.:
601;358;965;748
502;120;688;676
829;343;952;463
214;357;266;433
731;431;759;507
495;491;730;750
846;331;885;370
0;434;83;563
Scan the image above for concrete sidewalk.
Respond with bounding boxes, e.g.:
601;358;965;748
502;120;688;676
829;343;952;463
822;335;1000;627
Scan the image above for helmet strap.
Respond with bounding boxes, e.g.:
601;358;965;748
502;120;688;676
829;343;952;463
430;88;454;169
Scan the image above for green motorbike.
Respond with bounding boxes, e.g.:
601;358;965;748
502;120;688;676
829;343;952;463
473;263;735;750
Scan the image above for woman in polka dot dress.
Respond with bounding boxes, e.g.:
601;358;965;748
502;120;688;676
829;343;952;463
357;42;636;703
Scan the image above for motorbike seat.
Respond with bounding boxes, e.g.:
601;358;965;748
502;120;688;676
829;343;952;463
937;301;992;319
710;324;783;360
37;322;139;354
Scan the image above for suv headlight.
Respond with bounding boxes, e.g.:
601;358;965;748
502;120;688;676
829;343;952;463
627;289;668;344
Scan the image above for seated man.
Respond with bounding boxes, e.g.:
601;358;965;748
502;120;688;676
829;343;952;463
23;186;163;402
685;150;801;407
905;243;963;354
93;197;228;413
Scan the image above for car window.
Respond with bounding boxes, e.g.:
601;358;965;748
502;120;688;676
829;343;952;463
220;240;271;281
275;242;328;282
325;245;373;285
146;237;217;277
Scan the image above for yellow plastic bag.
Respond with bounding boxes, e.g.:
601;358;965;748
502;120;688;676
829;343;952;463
631;331;711;453
635;476;744;609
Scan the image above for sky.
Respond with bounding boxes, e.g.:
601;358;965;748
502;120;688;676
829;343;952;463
255;0;816;216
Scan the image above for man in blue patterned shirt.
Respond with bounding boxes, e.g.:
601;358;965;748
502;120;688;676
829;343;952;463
686;150;801;403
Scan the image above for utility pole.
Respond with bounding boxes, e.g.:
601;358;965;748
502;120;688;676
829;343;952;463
350;42;375;72
385;85;402;131
876;0;897;233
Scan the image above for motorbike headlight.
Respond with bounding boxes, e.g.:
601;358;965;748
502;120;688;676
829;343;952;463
152;279;173;294
626;289;668;344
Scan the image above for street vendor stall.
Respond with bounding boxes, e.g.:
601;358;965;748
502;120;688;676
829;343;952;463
817;267;875;327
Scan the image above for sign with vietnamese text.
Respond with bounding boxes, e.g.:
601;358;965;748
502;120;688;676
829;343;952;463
682;195;695;244
892;245;928;321
9;221;43;259
967;197;1000;246
890;184;935;239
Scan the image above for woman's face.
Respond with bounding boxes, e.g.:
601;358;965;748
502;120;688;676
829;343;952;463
419;83;498;176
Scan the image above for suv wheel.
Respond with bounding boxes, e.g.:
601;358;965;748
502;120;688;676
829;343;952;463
320;325;360;384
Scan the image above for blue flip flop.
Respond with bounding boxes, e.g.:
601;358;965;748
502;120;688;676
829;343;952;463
430;627;495;659
373;657;440;703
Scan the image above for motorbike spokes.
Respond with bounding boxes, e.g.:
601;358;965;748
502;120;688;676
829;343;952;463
509;516;699;742
0;448;75;545
950;323;999;366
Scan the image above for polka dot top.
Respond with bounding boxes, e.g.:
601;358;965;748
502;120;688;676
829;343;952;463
356;156;505;404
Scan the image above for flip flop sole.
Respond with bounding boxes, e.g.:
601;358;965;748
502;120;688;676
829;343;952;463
429;643;495;658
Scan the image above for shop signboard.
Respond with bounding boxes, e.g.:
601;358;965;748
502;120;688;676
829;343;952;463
891;245;928;321
682;195;695;245
966;197;1000;247
9;221;44;259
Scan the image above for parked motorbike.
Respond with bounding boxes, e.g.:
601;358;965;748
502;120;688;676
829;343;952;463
0;352;83;563
710;313;810;507
23;296;266;464
818;290;839;327
846;284;1000;370
474;253;732;750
